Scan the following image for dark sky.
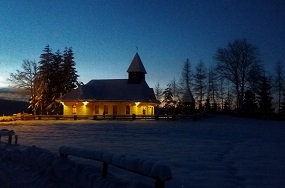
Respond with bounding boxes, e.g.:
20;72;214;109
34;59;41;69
0;0;284;88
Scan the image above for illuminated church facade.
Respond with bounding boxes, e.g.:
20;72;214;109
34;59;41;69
59;53;159;116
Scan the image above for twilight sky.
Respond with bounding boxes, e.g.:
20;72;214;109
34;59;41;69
0;0;284;88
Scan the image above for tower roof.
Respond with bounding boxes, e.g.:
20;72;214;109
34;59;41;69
127;53;147;74
182;87;195;103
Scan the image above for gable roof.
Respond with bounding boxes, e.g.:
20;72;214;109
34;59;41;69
61;79;158;103
127;53;147;74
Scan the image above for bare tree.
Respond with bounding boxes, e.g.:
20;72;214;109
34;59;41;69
207;66;218;104
154;81;163;104
8;60;39;114
273;60;284;113
214;38;261;110
169;77;180;105
193;60;207;109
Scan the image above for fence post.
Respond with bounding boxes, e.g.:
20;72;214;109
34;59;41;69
102;162;108;178
8;135;12;144
132;114;136;120
14;135;18;144
155;180;165;188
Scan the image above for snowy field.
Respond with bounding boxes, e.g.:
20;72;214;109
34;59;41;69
1;115;285;188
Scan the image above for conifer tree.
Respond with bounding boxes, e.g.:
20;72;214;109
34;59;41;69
37;45;78;114
48;49;64;114
243;90;258;116
257;76;273;115
180;58;192;91
62;47;78;94
38;45;54;114
162;85;175;114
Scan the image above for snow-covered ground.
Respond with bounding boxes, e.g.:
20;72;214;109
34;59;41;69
1;115;285;188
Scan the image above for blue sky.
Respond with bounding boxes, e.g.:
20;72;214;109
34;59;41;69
0;0;284;88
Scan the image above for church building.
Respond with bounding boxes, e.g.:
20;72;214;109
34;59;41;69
58;53;159;116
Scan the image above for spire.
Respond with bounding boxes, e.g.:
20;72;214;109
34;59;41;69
182;87;195;103
127;53;147;74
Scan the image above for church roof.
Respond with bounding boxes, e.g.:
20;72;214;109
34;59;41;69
127;53;147;74
61;79;158;103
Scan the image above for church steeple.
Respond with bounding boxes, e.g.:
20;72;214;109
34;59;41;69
127;53;147;84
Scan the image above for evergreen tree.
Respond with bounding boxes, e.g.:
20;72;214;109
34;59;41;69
162;85;175;115
257;76;273;115
48;49;64;114
243;90;258;116
38;45;54;114
62;47;79;94
180;58;192;91
37;45;78;114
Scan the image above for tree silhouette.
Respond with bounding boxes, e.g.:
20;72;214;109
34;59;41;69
180;58;192;91
9;45;79;115
257;76;273;116
243;90;258;116
215;38;261;110
162;85;175;115
280;89;285;115
207;67;217;103
154;81;163;105
193;60;207;110
273;60;284;113
8;60;39;115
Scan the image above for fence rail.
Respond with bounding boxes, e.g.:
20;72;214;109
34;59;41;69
59;146;172;188
11;113;205;121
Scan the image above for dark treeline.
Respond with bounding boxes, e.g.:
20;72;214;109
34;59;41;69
0;99;28;116
9;45;79;115
155;38;285;119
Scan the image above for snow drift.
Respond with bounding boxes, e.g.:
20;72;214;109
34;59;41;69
0;145;154;188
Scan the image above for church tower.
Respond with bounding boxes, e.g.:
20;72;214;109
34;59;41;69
127;53;147;84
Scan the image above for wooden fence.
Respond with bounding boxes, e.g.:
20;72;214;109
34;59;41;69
12;113;204;121
59;146;172;188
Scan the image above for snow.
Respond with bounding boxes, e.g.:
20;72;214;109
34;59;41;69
0;129;15;136
59;146;172;181
0;116;285;187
